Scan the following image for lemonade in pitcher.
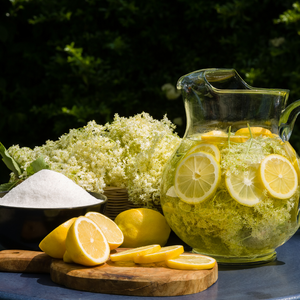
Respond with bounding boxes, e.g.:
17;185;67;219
160;68;300;264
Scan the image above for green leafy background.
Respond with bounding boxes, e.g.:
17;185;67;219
1;0;300;183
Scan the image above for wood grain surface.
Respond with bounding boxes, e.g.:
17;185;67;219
0;249;218;296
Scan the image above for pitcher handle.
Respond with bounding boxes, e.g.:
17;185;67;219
279;100;300;141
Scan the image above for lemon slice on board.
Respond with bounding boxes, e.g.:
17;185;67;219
235;127;273;138
174;152;221;204
166;254;216;270
134;245;184;264
39;217;76;259
110;244;161;262
225;166;264;206
85;211;124;250
186;143;221;163
259;154;298;199
65;216;110;266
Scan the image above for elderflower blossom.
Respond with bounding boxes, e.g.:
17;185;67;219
7;112;181;207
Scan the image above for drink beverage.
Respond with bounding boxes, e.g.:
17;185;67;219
160;129;300;264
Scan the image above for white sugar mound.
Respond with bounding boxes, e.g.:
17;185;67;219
0;169;103;209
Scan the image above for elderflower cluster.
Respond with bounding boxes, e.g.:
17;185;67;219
7;112;181;207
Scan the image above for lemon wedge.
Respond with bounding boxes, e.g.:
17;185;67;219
225;166;264;206
259;154;298;199
85;211;124;250
39;217;76;259
166;254;216;270
65;216;110;266
174;152;221;204
186;142;221;163
134;245;184;264
110;244;161;262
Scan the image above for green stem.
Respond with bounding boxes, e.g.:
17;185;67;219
228;126;231;150
246;123;253;155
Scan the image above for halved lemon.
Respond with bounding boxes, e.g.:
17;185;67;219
186;143;221;163
235;127;273;138
134;245;184;264
166;254;216;270
110;244;161;262
225;166;264;206
65;216;110;266
259;154;298;199
85;211;124;250
174;152;221;204
39;217;76;259
63;250;73;263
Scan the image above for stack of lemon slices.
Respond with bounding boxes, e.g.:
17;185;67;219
39;211;216;270
110;244;216;270
174;128;299;207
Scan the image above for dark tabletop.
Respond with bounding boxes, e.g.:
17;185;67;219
1;231;300;300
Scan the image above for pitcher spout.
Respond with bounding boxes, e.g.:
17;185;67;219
176;68;291;138
279;100;300;141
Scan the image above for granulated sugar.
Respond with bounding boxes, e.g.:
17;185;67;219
0;169;103;208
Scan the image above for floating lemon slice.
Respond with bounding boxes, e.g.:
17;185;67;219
175;152;221;204
225;166;264;206
85;211;124;250
283;141;300;184
166;254;216;270
65;216;110;266
235;127;273;137
201;131;227;143
186;143;221;163
259;154;298;199
134;245;184;264
110;244;161;262
201;130;248;143
39;217;76;259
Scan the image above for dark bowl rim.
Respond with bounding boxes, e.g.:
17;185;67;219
0;190;107;210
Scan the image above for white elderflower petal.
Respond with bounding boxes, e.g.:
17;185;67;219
7;113;181;207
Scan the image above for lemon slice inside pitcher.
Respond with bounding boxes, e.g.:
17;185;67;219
235;127;273;138
225;166;264;206
174;152;221;204
259;154;298;199
186;142;221;163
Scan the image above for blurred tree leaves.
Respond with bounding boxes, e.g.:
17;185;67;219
1;0;300;184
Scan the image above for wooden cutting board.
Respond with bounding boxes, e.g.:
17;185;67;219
0;249;218;297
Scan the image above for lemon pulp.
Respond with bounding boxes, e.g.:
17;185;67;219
174;152;221;204
65;216;110;266
260;154;298;199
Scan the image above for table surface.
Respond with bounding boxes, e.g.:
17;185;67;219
1;231;300;300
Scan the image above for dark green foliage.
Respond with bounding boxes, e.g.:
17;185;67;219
1;0;300;183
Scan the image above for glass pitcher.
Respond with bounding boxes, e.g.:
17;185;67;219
160;68;300;264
